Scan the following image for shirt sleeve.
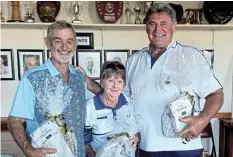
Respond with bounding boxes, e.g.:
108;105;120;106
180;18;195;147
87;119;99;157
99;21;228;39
84;102;93;144
192;51;223;99
9;75;36;120
123;58;132;98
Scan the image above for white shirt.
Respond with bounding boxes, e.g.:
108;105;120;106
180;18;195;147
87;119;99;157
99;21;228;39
124;41;222;151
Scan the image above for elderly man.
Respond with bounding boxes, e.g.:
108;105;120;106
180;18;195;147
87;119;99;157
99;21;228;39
8;20;87;157
23;55;39;72
124;4;223;157
79;3;224;157
84;57;94;76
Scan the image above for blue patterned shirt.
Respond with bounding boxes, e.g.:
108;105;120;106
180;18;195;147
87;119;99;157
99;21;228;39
9;59;87;157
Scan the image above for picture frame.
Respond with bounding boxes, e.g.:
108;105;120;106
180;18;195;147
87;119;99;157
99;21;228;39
76;33;94;49
17;49;44;80
0;49;15;80
76;50;102;80
104;49;130;65
204;49;214;69
46;50;75;65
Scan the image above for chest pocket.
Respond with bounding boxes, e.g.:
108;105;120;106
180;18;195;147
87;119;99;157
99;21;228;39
158;70;181;102
92;112;115;134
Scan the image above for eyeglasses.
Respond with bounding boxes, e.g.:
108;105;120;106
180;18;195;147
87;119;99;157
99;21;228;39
105;62;125;70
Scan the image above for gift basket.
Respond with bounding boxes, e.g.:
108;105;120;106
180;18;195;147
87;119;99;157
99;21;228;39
96;104;140;157
161;91;200;138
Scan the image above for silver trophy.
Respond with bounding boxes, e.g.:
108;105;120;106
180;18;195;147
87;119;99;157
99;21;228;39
143;1;153;13
143;1;153;23
124;1;132;24
134;7;141;24
1;2;5;22
72;1;82;24
25;1;35;23
1;10;4;22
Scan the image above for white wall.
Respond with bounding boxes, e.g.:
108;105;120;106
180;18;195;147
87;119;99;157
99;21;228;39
1;1;233;25
1;1;233;156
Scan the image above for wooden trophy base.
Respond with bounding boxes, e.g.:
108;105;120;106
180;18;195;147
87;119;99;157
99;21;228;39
7;20;24;22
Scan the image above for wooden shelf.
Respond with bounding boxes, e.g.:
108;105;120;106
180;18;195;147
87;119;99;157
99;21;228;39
1;22;233;30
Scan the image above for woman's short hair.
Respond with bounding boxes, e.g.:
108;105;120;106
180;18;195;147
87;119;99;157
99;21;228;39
100;61;125;83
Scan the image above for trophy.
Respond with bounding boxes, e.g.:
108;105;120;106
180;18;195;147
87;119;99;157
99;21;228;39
143;1;153;23
1;11;4;22
25;1;35;23
197;9;206;24
72;1;82;24
134;6;141;24
96;1;123;24
185;9;199;24
1;3;5;22
37;1;61;22
143;1;153;13
124;1;131;24
7;1;24;22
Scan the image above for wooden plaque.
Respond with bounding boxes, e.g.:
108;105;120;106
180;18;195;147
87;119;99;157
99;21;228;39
37;1;61;22
96;1;123;24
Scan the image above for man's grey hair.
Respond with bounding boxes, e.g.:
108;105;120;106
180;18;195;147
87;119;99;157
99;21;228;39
145;3;176;23
46;20;76;45
100;61;125;85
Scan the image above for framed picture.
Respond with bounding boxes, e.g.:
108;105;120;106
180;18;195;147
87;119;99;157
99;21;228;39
76;50;102;80
0;49;15;80
47;50;75;65
131;49;140;55
104;49;130;65
17;49;44;80
204;49;214;69
76;33;94;49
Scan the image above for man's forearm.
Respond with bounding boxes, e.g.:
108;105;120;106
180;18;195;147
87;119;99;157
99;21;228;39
7;116;33;155
85;144;95;157
200;89;224;120
86;76;101;95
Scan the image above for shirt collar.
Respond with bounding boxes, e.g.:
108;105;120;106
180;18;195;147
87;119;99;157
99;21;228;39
93;90;128;110
45;59;75;77
167;39;176;49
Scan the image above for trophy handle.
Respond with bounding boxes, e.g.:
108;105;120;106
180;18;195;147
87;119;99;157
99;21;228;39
79;5;82;16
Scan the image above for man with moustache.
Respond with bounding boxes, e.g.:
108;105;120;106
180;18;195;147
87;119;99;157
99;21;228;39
8;20;87;157
79;3;223;157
